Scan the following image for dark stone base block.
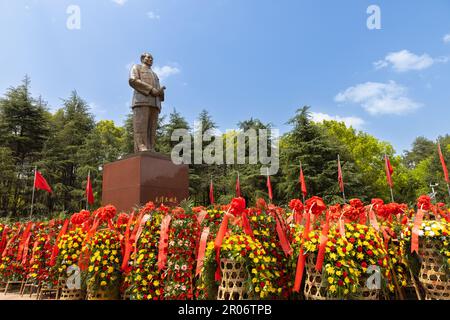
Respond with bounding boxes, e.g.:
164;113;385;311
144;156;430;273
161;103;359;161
102;151;189;212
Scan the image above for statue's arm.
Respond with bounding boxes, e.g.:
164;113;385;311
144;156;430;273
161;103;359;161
129;65;153;96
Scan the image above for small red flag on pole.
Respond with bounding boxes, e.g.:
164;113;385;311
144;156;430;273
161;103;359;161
34;170;52;193
266;168;273;201
209;178;214;205
235;172;241;198
86;170;94;206
337;154;346;202
384;154;395;202
299;161;307;202
384;154;394;188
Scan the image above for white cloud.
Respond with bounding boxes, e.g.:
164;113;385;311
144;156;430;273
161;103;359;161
111;0;127;6
147;11;160;20
335;81;422;115
374;50;435;72
443;34;450;43
153;65;180;81
310;112;365;129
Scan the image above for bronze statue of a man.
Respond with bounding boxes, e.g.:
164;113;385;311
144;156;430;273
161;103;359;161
129;53;166;152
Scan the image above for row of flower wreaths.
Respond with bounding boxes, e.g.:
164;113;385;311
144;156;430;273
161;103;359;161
0;195;449;300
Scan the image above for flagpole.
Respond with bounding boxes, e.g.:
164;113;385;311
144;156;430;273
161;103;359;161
299;160;305;204
29;166;37;219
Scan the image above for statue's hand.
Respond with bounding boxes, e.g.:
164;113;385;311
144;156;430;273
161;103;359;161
151;88;160;97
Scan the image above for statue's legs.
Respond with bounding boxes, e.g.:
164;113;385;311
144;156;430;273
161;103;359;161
133;106;150;152
148;107;159;151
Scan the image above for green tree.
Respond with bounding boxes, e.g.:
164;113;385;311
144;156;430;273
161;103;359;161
40;91;95;213
0;76;50;216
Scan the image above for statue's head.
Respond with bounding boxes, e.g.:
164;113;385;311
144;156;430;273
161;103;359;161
140;52;153;67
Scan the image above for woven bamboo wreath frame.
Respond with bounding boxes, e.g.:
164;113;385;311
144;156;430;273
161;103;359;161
418;240;450;300
217;258;252;300
304;255;379;300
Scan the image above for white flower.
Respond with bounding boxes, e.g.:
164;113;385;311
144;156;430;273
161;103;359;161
418;230;424;236
429;231;435;237
424;226;431;231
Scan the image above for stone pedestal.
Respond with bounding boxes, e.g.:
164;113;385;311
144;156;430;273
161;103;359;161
101;152;189;212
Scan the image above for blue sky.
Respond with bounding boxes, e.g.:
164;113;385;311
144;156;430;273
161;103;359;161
1;0;450;154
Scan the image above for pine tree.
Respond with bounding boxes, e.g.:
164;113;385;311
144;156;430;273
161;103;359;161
40;91;95;213
0;76;50;216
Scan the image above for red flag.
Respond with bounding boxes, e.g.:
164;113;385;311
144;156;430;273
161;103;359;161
438;142;449;183
337;156;344;192
385;155;394;188
209;179;214;205
299;164;307;198
235;174;241;198
34;170;52;193
86;172;94;205
266;174;273;200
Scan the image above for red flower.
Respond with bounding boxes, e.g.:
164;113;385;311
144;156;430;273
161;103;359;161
371;198;384;208
172;207;186;219
349;198;363;208
417;195;431;211
230;197;246;216
95;204;117;221
70;210;91;225
305;196;327;216
140;201;156;214
117;213;130;226
288;199;304;212
361;261;367;268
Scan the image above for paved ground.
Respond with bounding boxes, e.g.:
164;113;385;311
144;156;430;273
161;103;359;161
0;292;36;300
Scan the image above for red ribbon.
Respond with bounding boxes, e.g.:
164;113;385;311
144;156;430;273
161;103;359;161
411;209;424;254
2;226;21;258
49;219;69;266
368;207;380;232
17;222;33;261
275;215;292;256
293;249;306;293
121;212;135;272
0;226;10;254
315;215;330;271
195;227;210;276
241;212;254;239
196;210;207;225
214;212;232;281
21;225;34;265
157;215;172;271
293;209;312;292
